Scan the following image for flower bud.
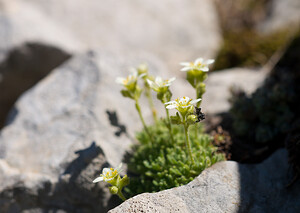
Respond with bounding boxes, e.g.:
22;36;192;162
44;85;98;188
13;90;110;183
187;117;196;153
137;63;148;76
187;115;197;125
109;186;119;194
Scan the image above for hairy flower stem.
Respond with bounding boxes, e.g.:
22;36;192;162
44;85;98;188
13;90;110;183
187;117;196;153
135;101;153;143
183;123;195;165
165;108;175;143
145;87;158;123
117;191;126;201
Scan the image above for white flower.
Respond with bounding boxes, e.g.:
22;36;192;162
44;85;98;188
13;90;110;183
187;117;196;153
165;96;201;110
137;63;148;75
146;76;176;92
180;58;214;72
116;71;139;87
93;163;123;183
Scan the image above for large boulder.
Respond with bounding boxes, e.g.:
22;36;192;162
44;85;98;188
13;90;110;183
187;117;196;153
0;0;82;128
109;149;300;213
0;51;167;212
0;0;222;128
10;0;221;70
0;0;83;56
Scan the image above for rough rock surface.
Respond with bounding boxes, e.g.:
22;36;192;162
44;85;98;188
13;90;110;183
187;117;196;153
0;0;83;56
0;48;272;212
109;149;300;213
172;67;269;115
0;0;221;128
0;51;166;212
6;0;221;70
202;67;268;114
0;0;82;128
257;0;300;33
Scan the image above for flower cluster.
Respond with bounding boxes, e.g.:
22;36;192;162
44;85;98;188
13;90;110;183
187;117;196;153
166;96;201;112
93;164;129;201
93;57;215;201
180;58;214;72
180;57;214;102
93;163;123;183
147;76;176;93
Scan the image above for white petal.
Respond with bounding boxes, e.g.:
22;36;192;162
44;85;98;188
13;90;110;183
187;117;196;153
166;104;177;109
190;98;201;104
180;67;191;72
164;101;176;105
201;67;209;72
194;58;204;64
146;79;154;87
180;97;190;102
155;76;163;84
93;177;104;183
116;163;123;171
102;168;110;174
147;79;159;91
206;59;215;64
168;77;176;83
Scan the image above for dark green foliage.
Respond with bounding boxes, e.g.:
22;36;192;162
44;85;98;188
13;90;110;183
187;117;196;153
125;120;225;197
229;32;300;145
214;0;292;70
214;29;291;70
230;70;297;143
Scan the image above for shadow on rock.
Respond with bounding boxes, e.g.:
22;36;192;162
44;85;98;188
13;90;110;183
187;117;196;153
106;110;127;137
0;42;71;129
0;142;122;213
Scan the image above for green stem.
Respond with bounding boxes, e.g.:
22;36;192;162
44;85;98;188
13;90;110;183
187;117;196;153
183;123;195;165
195;87;202;139
145;86;158;123
135;100;153;143
165;108;175;143
117;190;126;201
194;123;199;139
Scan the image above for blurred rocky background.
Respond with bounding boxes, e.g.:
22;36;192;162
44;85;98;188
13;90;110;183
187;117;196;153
0;0;299;212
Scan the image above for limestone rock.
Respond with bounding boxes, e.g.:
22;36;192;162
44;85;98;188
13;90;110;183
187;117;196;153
257;0;300;34
202;68;268;114
0;0;83;56
109;149;300;213
172;68;269;115
0;51;166;212
0;0;222;128
10;0;221;70
0;0;82;128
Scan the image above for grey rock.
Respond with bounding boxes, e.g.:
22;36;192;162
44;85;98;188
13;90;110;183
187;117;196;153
10;0;221;71
257;0;300;34
0;0;222;128
0;0;82;128
202;68;269;114
172;68;269;115
0;51;167;212
0;42;71;128
109;149;300;213
0;0;83;55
